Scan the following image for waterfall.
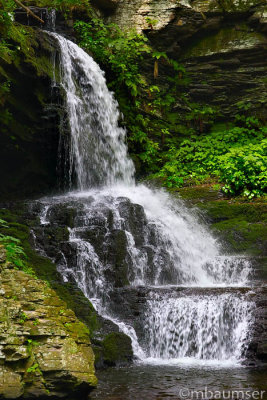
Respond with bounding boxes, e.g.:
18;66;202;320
51;32;134;190
144;292;254;364
33;30;255;366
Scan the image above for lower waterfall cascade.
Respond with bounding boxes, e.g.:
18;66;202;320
31;30;256;366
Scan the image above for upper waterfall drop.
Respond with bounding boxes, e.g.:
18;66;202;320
51;33;135;190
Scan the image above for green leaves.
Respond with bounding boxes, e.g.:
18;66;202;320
0;231;27;267
156;122;267;197
73;12;266;199
73;17;186;174
0;218;35;274
219;139;267;198
74;20;150;95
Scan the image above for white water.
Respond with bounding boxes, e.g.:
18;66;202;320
51;33;134;189
35;31;254;366
56;186;252;288
144;292;254;363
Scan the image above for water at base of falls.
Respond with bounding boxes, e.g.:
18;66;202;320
31;28;255;367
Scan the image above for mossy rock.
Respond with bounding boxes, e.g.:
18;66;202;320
176;185;267;257
0;206;134;369
183;25;265;59
0;246;97;398
100;332;133;367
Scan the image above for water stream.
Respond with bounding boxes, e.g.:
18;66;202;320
32;30;256;370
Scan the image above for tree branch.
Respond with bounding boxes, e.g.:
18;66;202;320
14;0;45;24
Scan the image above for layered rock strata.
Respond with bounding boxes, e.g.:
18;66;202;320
0;247;97;399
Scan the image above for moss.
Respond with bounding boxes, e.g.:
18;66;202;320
174;185;223;202
0;206;135;368
183;24;265;59
0;23;61;200
0;207;99;338
176;186;267;256
3;24;56;79
102;332;133;366
212;218;267;255
0;250;97;395
213;0;265;12
64;320;91;342
202;202;267;223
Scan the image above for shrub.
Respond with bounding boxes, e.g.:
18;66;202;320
155;125;267;198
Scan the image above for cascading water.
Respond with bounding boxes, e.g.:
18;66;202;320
50;32;134;189
144;292;254;364
32;28;255;366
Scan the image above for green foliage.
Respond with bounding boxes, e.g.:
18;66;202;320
185;103;218;132
0;218;35;274
27;363;39;373
0;0;16;63
219;140;267;198
19;311;28;324
74;19;151;96
155;122;267;198
27;339;40;347
0;0;15;34
48;0;90;8
74;19;187;172
145;17;158;28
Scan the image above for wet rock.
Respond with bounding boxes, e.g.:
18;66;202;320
245;286;267;365
0;28;64;201
97;332;133;367
1;203;135;370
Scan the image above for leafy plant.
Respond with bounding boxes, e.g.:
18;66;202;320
0;219;35;274
19;311;28;324
27;339;40;347
185;104;218;132
74;19;151;96
219;140;267;198
74;17;186;172
154;123;267;198
27;363;39;373
145;17;158;29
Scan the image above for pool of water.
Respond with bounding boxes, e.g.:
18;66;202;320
89;363;267;400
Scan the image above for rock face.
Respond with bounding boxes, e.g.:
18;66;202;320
0;246;97;399
247;285;267;365
0;203;134;370
0;29;62;201
106;0;267;120
107;0;179;32
107;0;267;34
